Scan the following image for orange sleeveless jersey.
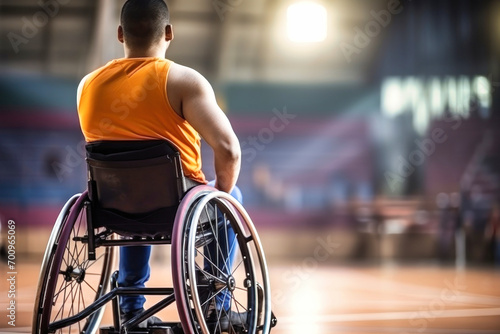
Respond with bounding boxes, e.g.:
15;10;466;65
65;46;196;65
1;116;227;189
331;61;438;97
78;57;206;184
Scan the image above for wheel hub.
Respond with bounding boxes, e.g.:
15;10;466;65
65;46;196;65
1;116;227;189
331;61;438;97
62;265;86;283
227;275;236;292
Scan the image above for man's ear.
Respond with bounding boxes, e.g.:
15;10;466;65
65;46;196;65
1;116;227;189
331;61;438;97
165;24;174;42
118;25;124;43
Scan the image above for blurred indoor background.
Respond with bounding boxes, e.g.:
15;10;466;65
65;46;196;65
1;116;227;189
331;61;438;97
1;0;500;333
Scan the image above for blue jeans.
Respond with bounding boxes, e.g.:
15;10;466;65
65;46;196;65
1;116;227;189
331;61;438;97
118;182;242;313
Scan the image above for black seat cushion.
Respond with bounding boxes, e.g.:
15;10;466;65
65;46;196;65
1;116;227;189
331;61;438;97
93;206;178;238
86;140;186;238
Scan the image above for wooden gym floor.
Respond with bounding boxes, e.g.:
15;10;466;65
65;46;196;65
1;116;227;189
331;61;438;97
0;253;499;334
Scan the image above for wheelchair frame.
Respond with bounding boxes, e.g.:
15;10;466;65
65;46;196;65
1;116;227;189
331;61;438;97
32;140;276;334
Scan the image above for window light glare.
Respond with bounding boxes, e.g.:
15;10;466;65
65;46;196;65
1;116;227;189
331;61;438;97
287;2;327;43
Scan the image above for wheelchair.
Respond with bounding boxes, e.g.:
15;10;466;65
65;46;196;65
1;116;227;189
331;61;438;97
32;140;276;334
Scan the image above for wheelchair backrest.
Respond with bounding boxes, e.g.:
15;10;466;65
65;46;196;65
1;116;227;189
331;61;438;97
86;140;187;214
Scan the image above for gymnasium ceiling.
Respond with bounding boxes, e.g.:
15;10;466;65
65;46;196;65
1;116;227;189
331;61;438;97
0;0;389;84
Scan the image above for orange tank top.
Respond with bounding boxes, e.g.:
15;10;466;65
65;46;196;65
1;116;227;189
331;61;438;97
78;57;206;183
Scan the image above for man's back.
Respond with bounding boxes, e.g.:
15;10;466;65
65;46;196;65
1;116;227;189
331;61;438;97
78;57;206;183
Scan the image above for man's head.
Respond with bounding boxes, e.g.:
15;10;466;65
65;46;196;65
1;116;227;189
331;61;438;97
119;0;172;53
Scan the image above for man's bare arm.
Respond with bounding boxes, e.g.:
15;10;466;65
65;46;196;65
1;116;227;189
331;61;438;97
168;64;241;193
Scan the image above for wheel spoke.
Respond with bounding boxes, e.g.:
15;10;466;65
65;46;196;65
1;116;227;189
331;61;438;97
214;204;219;272
227;292;235;332
232;295;248;313
69;282;77;327
195;264;225;284
231;258;244;276
223;213;230;274
200;206;218;277
82;278;98;294
200;291;215;309
77;285;84;333
74;240;87;264
53;280;72;302
71;219;83;266
225;232;238;273
83;252;105;270
65;240;79;269
206;204;225;274
79;281;86;309
53;280;74;321
198;250;226;278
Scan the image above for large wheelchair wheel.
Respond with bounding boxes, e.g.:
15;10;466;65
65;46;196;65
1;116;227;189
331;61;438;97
33;192;115;334
172;186;272;334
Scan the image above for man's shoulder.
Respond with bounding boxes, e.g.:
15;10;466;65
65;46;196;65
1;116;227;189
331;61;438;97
77;60;116;104
79;59;121;87
169;62;202;78
168;62;210;89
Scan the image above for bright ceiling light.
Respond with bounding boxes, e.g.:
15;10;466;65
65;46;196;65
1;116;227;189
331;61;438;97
287;2;327;43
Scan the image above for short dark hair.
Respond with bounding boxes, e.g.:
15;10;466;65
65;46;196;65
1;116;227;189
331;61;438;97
120;0;169;49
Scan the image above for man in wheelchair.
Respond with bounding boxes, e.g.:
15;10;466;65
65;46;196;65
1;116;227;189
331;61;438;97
33;0;275;332
78;0;243;329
